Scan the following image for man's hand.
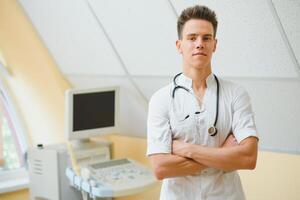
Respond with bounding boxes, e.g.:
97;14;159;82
172;140;190;157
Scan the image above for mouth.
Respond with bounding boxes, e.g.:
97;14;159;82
192;52;207;56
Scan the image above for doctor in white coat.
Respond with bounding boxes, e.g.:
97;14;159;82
147;5;259;200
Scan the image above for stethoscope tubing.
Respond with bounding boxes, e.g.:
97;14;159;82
172;72;220;136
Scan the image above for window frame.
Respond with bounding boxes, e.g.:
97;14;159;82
0;76;30;193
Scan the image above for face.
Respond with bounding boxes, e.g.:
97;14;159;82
176;19;217;71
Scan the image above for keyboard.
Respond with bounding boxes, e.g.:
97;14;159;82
66;158;156;197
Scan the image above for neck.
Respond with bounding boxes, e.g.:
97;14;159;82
183;66;212;91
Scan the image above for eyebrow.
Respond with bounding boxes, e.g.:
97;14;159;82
186;33;213;38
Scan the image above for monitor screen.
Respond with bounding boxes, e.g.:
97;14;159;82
73;91;115;131
65;87;119;140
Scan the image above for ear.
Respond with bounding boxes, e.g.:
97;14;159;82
176;40;182;54
213;38;217;52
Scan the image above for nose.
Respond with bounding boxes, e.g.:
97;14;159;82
196;38;204;49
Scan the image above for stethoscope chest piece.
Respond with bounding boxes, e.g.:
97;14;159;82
208;126;218;137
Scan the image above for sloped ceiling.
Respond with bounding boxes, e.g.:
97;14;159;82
87;0;181;76
19;0;300;153
19;0;126;75
272;0;300;71
19;0;299;78
171;0;299;77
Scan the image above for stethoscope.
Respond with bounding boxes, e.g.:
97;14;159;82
172;72;219;137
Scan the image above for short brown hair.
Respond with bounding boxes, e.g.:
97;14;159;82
177;5;218;39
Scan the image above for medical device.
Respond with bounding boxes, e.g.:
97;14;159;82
66;158;156;198
28;144;82;200
172;73;220;136
65;87;118;174
64;86;156;198
65;86;119;141
67;139;111;175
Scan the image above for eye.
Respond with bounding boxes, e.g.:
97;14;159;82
203;37;212;41
188;37;196;41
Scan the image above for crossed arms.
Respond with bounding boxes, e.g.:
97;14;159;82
149;134;258;180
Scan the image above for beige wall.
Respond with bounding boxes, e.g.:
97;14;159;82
0;0;70;146
0;189;29;200
0;0;300;200
240;151;300;200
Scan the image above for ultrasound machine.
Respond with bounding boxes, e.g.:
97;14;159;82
64;87;156;199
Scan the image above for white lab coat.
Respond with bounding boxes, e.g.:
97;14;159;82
147;73;258;200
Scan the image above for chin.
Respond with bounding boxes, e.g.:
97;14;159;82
191;62;209;70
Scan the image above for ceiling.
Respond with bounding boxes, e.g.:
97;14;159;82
19;0;300;79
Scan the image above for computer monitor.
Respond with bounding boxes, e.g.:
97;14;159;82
65;86;119;141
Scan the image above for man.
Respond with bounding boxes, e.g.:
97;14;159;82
147;5;259;200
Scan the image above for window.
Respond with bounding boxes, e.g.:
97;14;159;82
0;93;24;170
0;80;29;193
